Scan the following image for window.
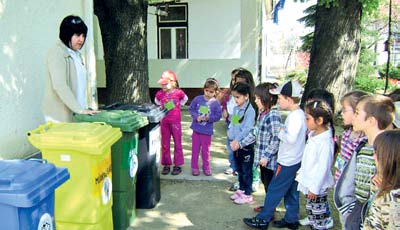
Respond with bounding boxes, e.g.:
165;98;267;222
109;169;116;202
158;4;188;59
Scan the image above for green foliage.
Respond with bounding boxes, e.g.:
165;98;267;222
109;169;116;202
284;70;308;85
356;43;378;79
355;75;395;93
378;64;400;80
318;0;380;15
300;32;314;52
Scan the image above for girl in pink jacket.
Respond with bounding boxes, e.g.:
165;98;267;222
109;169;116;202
155;70;188;175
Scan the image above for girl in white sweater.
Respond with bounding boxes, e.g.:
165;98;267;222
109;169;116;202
296;99;335;229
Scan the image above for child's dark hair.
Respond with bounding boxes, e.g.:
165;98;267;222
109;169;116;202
234;68;255;93
59;15;88;49
204;78;219;91
373;130;400;197
255;82;278;110
231;82;251;97
305;88;335;113
305;99;338;153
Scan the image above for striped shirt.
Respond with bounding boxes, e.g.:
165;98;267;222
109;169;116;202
355;144;376;203
240;107;282;171
335;128;366;181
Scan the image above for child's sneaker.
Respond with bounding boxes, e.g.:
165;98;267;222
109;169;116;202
234;194;254;204
224;167;234;174
326;217;334;229
252;181;259;192
228;181;240;191
299;217;334;228
192;169;200;176
299;217;310;226
204;170;212;176
230;190;244;200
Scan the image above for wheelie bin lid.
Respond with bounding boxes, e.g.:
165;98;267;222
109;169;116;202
73;110;148;132
0;159;69;207
104;103;167;123
27;122;122;155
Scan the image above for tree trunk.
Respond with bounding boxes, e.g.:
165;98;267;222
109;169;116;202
303;0;362;108
94;0;150;104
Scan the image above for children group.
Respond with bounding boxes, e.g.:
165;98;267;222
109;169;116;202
154;68;400;230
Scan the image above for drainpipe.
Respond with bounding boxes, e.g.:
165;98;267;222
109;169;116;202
83;0;99;110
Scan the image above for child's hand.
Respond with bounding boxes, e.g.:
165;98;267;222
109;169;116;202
307;192;317;200
230;140;240;151
197;116;203;122
222;110;228;119
204;115;209;121
372;175;382;187
259;158;269;167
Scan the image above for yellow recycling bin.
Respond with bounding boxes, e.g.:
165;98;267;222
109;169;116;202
27;122;122;230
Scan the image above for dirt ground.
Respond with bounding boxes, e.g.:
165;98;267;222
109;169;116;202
130;109;341;230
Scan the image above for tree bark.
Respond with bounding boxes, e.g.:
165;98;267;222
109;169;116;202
94;0;150;104
303;0;362;107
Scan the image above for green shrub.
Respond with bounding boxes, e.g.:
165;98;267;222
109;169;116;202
378;64;400;80
355;75;395;93
284;70;308;85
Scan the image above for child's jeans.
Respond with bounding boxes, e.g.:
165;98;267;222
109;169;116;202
257;163;301;223
234;144;254;195
227;138;237;171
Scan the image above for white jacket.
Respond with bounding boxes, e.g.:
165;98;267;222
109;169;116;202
296;129;335;195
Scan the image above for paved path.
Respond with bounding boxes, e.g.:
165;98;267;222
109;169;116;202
130;108;340;230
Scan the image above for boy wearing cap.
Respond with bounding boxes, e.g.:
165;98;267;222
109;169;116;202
155;70;188;175
244;80;306;229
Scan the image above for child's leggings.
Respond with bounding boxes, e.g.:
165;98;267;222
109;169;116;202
160;119;184;166
191;131;212;172
305;192;331;229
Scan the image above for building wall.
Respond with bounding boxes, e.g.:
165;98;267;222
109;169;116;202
0;0;261;159
0;1;92;159
147;0;261;90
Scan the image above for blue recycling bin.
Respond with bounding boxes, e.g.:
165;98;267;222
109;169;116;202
0;159;69;230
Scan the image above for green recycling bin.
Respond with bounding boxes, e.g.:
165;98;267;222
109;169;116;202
74;110;148;230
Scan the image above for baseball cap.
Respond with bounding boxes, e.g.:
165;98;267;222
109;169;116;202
158;70;177;85
270;80;303;98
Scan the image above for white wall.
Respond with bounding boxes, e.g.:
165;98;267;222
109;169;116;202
0;1;88;159
147;0;260;88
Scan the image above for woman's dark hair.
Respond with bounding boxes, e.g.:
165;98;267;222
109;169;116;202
254;82;278;110
59;15;88;48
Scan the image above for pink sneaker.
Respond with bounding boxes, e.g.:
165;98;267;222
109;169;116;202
230;190;244;200
234;194;254;205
